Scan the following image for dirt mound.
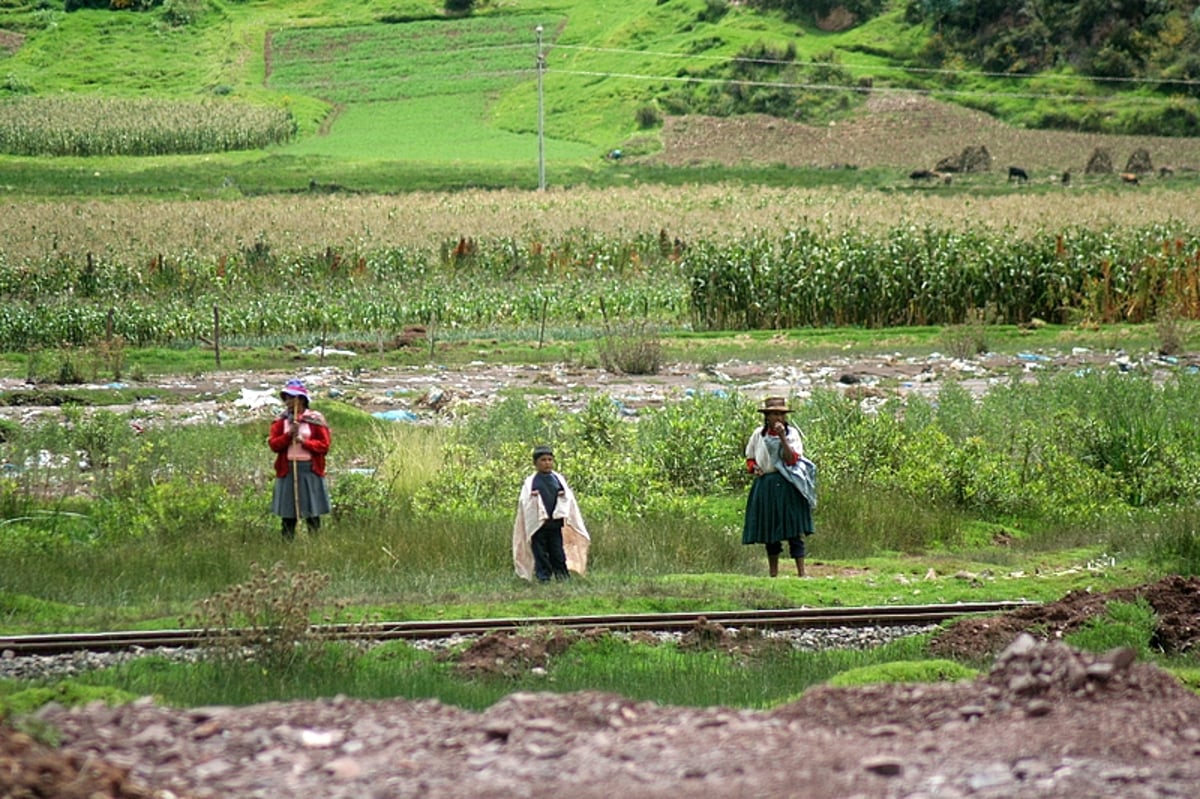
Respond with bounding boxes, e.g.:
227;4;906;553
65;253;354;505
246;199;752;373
929;574;1200;661
0;726;155;799
22;631;1200;798
446;626;578;678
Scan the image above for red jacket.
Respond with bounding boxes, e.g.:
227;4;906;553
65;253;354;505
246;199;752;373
268;410;331;477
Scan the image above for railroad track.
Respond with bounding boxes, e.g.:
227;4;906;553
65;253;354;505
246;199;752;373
0;601;1033;656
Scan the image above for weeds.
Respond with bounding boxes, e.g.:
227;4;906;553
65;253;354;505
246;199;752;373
1154;311;1188;356
185;561;334;671
1064;598;1158;659
940;306;994;359
597;322;663;375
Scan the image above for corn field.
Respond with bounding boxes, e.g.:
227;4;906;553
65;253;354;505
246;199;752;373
0;97;296;156
685;223;1200;329
1;220;1200;348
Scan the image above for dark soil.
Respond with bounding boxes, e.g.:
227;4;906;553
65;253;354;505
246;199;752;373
930;574;1200;662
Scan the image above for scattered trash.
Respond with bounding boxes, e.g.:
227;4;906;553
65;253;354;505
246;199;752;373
233;387;278;410
372;409;419;422
303;346;356;357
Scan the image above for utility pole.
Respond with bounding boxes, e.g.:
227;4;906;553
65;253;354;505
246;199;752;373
535;24;546;191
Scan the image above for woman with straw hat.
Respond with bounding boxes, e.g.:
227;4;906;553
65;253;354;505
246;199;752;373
268;379;332;540
743;396;816;577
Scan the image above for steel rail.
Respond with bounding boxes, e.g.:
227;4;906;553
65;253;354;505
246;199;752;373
0;601;1035;657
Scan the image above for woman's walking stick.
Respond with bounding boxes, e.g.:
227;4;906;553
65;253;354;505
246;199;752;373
292;459;301;524
290;412;301;525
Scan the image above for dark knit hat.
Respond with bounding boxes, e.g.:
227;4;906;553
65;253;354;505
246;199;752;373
532;445;554;462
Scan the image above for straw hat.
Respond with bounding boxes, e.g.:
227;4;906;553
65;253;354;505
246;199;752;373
758;396;791;413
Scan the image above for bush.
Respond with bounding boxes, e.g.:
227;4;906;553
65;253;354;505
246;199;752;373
698;0;729;23
185;561;334;671
597;323;663;375
161;0;205;27
634;103;662;129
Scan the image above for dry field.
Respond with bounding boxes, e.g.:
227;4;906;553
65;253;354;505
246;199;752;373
4;182;1200;266
649;93;1200;175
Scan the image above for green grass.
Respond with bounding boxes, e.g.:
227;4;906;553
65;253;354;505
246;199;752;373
1;357;1195;713
4;630;942;712
287;94;596;163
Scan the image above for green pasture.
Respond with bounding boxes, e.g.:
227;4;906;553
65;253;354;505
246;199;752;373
2;0;1198;195
285;94;596;163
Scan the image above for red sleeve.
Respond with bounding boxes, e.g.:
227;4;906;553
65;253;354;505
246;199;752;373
303;421;331;456
780;449;799;466
746;458;757;473
267;418;290;453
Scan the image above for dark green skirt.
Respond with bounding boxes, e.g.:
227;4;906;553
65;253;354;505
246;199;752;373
743;471;814;545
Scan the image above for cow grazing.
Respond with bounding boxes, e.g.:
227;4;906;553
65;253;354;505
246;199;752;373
909;169;938;181
1120;172;1140;185
1008;166;1029;183
1061;171;1071;186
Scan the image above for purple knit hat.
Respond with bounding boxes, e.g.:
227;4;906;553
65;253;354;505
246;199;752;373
280;379;310;402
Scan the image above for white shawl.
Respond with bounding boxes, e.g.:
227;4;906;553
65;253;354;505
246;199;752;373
746;425;817;508
512;470;591;580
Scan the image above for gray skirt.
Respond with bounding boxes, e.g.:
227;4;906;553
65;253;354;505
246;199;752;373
271;460;332;519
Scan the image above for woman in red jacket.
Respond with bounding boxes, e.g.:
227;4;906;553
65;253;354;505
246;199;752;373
268;379;331;540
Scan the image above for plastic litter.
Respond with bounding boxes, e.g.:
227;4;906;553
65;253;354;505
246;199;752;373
372;409;419;422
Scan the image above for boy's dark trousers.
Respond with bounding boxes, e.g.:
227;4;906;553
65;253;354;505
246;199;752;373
531;520;569;581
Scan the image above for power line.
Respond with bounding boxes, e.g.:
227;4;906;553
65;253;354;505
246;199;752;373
551;42;1200;88
271;37;1200;89
284;65;1193;108
546;68;1189;106
267;39;1200;106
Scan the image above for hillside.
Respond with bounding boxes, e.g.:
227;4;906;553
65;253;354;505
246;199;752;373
0;0;1199;192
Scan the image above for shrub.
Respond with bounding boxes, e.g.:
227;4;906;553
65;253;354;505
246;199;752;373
940;306;993;359
161;0;205;26
185;561;334;671
698;0;729;24
634;103;662;129
597;323;663;375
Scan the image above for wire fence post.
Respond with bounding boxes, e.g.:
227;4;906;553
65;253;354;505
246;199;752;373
536;24;546;191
